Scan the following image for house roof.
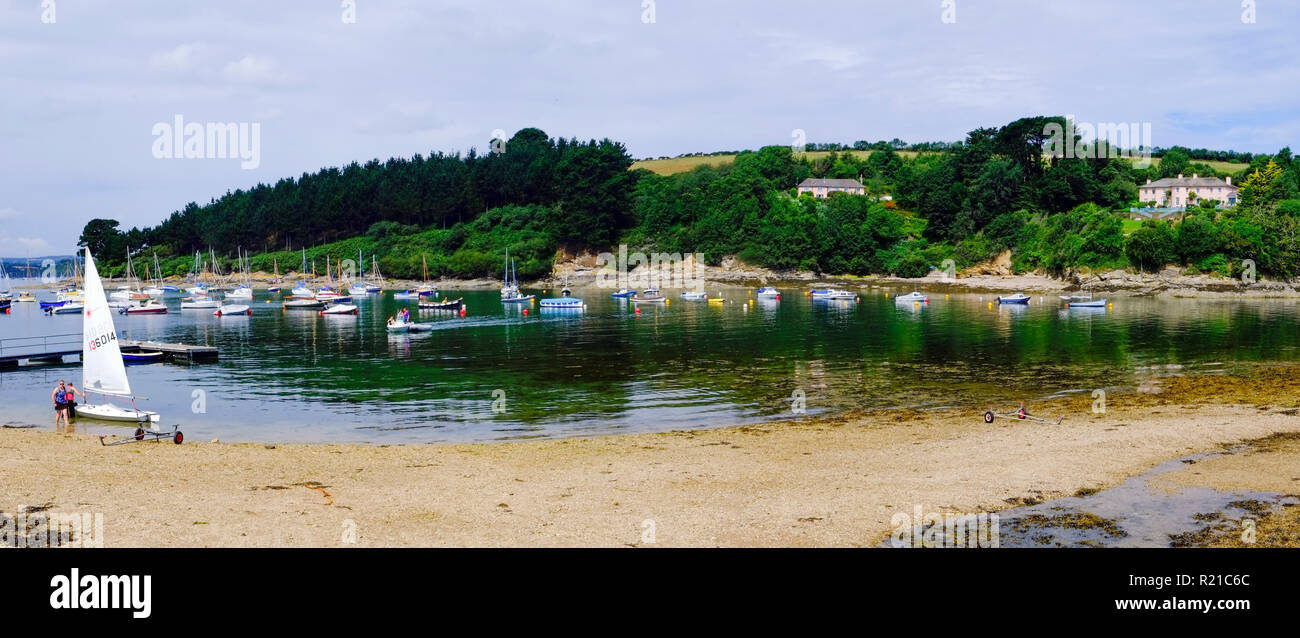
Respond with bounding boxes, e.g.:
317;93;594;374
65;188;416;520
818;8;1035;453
1140;176;1236;190
798;178;864;189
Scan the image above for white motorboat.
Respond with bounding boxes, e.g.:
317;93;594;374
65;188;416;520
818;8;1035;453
214;304;251;316
180;297;220;310
226;286;253;300
810;289;855;300
681;290;708;300
756;287;780;299
283;297;325;310
320;303;359;315
895;291;929;303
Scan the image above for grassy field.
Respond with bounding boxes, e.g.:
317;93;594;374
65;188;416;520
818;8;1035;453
632;150;1249;177
631;150;922;175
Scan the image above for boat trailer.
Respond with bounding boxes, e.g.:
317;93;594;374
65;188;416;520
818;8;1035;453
99;423;184;446
983;402;1064;425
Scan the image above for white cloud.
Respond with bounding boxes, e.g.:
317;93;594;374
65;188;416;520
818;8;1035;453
0;230;53;257
221;55;280;84
149;42;203;72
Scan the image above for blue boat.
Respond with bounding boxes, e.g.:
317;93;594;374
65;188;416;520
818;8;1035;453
39;300;66;310
996;293;1031;305
122;351;164;364
611;289;636;298
539;298;584;309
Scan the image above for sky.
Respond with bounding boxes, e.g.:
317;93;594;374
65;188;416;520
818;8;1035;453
1;0;1298;256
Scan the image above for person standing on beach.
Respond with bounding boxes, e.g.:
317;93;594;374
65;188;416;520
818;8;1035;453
52;380;69;429
64;382;85;422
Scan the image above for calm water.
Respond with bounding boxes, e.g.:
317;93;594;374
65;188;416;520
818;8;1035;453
2;284;1299;443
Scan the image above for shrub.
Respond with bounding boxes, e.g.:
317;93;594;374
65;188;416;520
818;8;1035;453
894;253;929;278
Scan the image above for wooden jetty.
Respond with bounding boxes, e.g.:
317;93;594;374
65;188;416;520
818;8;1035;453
120;339;219;362
0;333;218;367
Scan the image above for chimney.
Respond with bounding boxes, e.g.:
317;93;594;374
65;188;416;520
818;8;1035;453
1177;173;1183;179
1146;178;1151;184
1226;176;1232;185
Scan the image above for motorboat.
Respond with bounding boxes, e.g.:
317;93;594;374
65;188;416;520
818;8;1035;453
214;304;252;316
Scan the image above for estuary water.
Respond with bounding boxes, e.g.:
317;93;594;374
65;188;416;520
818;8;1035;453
1;285;1297;443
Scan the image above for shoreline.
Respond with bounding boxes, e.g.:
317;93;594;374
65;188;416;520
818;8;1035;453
27;268;1296;299
5;366;1299;547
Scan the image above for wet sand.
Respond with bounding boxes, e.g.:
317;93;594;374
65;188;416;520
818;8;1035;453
3;368;1300;547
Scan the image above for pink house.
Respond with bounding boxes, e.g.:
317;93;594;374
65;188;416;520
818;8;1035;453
1138;174;1237;208
797;178;865;198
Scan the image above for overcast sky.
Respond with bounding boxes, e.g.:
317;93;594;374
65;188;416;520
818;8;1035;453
2;0;1297;256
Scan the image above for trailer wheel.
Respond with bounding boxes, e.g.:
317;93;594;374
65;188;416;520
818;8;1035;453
173;431;184;445
134;428;145;441
983;411;995;423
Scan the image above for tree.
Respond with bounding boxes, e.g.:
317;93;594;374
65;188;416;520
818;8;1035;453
78;219;124;261
1159;147;1191;178
1238;159;1285;210
1125;220;1177;271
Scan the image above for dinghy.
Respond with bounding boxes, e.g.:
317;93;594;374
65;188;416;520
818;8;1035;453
996;293;1031;305
76;248;162;425
319;303;359;315
681;290;708;300
214;304;251;316
386;319;411;333
419;297;463;311
756;287;780;299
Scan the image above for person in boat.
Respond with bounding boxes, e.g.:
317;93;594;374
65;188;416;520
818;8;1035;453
52;380;69;429
64;382;85;422
398;308;410;323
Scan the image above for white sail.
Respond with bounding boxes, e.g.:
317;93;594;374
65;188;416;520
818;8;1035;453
81;248;132;397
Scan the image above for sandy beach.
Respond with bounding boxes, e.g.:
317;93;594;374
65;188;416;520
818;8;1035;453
4;367;1299;547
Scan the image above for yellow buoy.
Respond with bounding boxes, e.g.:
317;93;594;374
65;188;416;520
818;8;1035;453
665;299;670;306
